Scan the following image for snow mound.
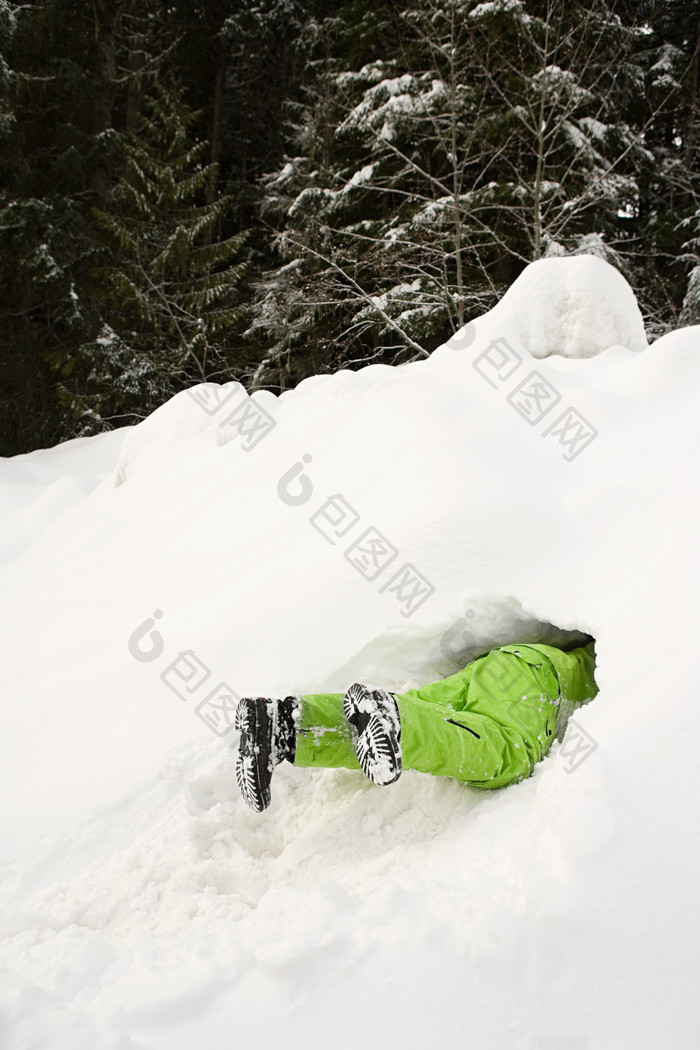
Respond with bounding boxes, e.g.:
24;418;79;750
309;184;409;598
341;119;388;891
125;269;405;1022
1;255;699;1050
488;255;648;358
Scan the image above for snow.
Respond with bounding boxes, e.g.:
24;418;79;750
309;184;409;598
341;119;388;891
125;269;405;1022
1;255;699;1048
0;428;127;566
338;72;446;143
470;0;528;20
335;61;390;90
650;43;683;78
475;254;648;359
344;163;376;190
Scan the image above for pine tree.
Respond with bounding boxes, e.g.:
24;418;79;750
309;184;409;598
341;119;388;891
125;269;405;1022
2;0;698;451
0;0;93;454
647;0;700;327
0;0;167;452
250;0;648;389
248;0;413;389
50;76;250;434
615;0;700;331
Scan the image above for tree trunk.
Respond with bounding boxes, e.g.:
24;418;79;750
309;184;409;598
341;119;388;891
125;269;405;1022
532;3;552;260
449;2;464;327
91;0;119;198
207;33;226;205
684;16;700;174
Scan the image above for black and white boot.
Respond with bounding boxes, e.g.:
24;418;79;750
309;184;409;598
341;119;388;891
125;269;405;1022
235;696;298;812
343;684;402;786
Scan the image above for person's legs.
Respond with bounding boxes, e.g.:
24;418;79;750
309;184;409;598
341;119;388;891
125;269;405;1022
295;672;547;789
293;687;533;787
235;695;298;812
396;681;549;788
447;645;561;786
343;683;402;785
296;646;572;789
293;691;361;770
238;643;598;808
293;688;402;785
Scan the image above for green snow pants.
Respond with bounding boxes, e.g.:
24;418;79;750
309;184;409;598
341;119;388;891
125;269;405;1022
294;642;598;789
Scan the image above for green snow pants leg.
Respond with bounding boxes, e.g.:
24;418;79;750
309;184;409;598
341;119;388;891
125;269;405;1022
292;683;544;789
293;691;362;772
293;643;598;790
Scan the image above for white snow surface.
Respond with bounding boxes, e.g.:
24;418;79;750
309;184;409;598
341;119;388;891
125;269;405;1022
491;255;648;358
1;256;699;1049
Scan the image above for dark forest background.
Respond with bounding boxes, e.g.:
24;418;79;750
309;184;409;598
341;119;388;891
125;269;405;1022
1;0;698;455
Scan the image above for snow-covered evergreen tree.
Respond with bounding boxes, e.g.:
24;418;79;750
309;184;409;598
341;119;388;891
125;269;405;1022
0;0;86;452
1;0;698;452
51;77;250;433
250;0;647;389
641;0;700;327
607;0;700;332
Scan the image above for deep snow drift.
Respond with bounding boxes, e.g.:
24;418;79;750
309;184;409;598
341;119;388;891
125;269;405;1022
1;255;699;1049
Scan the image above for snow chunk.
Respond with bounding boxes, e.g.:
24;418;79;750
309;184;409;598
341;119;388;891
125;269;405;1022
470;0;527;19
491;255;647;358
345;163;376;190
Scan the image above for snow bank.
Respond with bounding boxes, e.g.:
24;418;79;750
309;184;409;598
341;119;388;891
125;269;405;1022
1;256;699;1050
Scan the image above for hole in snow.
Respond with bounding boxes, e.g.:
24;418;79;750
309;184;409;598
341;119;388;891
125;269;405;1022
328;593;593;695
